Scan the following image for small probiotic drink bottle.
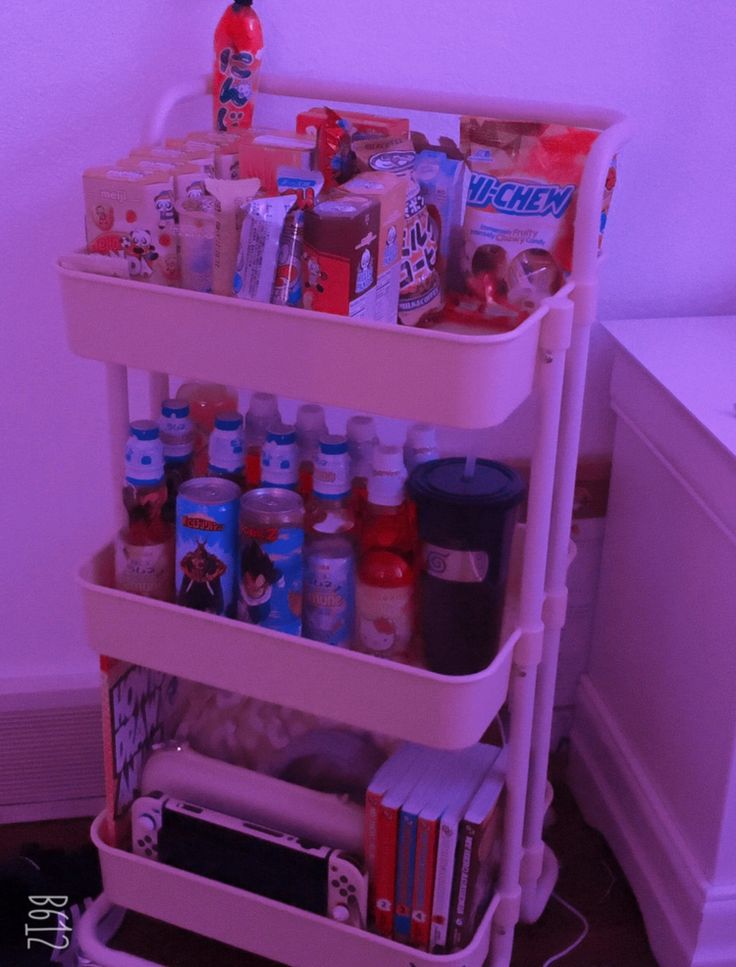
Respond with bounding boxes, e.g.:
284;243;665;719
245;392;281;489
208;411;245;490
160;399;195;524
346;414;379;525
403;423;440;472
261;422;299;491
296;403;328;498
115;420;174;601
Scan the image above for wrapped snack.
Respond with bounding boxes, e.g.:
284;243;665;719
271;169;324;308
414;149;468;293
297;106;410;141
205;177;261;296
234;194;295;303
314;107;355;190
431;118;597;332
177;204;215;293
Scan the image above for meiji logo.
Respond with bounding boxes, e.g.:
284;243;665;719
467;173;575;218
100;188;127;202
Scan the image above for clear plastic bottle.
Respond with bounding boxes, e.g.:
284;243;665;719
302;436;356;648
346;414;379;526
296;403;327;498
403;422;440;473
160;399;194;524
355;445;416;662
175;381;238;477
115;421;174;601
208;411;245;490
245;392;281;489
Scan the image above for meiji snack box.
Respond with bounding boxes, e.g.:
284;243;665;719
83;167;179;286
239;129;316;194
297;107;410;141
167;132;241;180
130;146;216;180
338;172;407;324
303;195;380;319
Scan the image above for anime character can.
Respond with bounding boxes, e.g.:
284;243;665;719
176;477;241;617
238;488;305;635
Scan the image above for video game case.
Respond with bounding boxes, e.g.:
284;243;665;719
448;747;507;951
367;745;431;937
428;743;504;953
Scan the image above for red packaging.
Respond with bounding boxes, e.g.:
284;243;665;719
297;106;410;141
213;1;264;132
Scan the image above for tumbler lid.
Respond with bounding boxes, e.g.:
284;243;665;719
408;458;524;511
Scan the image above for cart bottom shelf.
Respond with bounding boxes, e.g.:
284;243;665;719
91;811;500;967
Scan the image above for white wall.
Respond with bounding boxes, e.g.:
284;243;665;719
2;0;734;682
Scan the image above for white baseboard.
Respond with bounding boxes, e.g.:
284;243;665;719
0;673;104;824
569;675;736;967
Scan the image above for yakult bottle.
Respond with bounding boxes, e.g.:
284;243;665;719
213;1;264;133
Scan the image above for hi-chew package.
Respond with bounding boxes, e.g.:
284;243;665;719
83;167;179;286
205;177;261;296
234;195;295;303
442;118;597;329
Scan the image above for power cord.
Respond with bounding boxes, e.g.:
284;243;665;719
541;891;589;966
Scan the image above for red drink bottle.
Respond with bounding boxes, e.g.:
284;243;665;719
213;1;264;133
115;421;174;601
354;445;416;663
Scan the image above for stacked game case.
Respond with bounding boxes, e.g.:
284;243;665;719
365;742;506;953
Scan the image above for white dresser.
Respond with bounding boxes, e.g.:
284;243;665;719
569;316;736;967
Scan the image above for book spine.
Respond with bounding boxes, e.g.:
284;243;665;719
393;810;418;942
365;787;382;907
410;814;438;949
457;804;503;948
429;816;460;952
449;821;477;950
374;800;401;937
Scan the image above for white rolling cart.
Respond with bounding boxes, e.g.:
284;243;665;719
59;75;630;967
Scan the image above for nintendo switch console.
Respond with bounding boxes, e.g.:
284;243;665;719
141;743;365;856
131;792;368;928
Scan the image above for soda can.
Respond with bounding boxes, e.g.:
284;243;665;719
302;536;355;648
238;488;305;636
176;477;241;617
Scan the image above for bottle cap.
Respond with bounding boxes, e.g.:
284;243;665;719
314;435;350;498
125;421;164;484
346;414;377;445
368;444;407;507
265;422;297;446
296;403;327;436
161;400;190;420
406;422;437;451
214;411;243;432
248;392;279;420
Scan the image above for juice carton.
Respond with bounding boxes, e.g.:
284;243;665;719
338;172;407;324
83;167;179;286
302;195;380;319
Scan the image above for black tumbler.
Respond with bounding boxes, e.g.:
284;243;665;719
408;458;525;676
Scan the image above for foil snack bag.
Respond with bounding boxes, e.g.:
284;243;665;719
440;118;598;330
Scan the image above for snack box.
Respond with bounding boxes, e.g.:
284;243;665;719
82;166;179;286
338;172;407;324
238;129;316;194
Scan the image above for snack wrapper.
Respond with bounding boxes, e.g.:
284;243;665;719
234;195;295;303
440;118;597;328
315;107;356;190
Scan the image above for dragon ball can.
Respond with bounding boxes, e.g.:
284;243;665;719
176;477;241;617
